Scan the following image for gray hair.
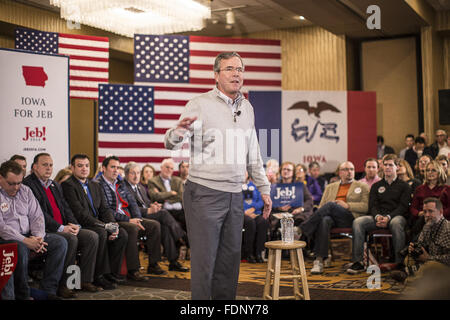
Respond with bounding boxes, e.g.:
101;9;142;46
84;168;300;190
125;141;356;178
124;161;140;176
213;52;244;73
161;158;175;167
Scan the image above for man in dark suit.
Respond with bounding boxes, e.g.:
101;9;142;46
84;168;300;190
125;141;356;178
377;135;395;159
61;154;127;290
405;136;426;175
148;158;186;232
96;156;161;281
23;153;100;298
123;161;189;274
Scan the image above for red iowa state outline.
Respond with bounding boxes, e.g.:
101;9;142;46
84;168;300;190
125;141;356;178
22;65;48;87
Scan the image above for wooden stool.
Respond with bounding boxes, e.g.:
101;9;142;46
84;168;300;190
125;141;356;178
263;240;310;300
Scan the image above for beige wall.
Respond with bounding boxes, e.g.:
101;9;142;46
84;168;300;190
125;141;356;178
245;26;348;90
361;37;419;154
438;37;450;135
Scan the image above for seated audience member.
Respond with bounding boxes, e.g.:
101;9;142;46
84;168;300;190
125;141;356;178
419;132;429;146
347;154;411;274
10;154;27;176
391;197;450;283
273;162;313;217
409;161;450;241
308;161;328;193
62;154;127;290
424;129;448;159
270;161;313;240
178;161;189;184
23;153;100;297
148;158;186;232
94;163;103;180
117;166;125;181
54;167;72;184
435;155;450;185
405;136;426;173
242;172;270;263
295;163;322;206
377;159;384;179
97;156;162;281
139;164;156;193
299;161;369;274
123;162;188;273
265;159;280;184
399;134;415;159
377;135;395;159
359;158;381;188
396;159;421;194
0;160;67;300
415;154;433;183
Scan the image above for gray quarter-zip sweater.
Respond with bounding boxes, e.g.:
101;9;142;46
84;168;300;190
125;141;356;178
164;88;270;195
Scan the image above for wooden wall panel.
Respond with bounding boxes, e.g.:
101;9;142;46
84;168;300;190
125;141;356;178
245;26;348;90
362;37;419;154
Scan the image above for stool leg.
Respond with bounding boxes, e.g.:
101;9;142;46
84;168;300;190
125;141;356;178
289;249;301;300
263;249;274;300
296;248;310;300
272;249;281;300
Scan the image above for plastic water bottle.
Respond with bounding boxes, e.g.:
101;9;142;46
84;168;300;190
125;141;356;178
281;213;294;243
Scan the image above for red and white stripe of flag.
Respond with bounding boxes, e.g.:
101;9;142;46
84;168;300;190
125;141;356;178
58;33;109;100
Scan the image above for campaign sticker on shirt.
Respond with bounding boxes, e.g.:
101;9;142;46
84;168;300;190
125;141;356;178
1;202;9;213
378;186;386;194
354;187;362;194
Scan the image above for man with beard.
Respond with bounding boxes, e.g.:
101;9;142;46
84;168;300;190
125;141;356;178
391;197;450;283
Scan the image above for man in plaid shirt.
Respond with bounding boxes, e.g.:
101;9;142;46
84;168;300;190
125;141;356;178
392;197;450;282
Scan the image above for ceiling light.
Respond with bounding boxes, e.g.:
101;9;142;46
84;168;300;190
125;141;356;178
299;15;305;20
226;9;235;25
50;0;211;37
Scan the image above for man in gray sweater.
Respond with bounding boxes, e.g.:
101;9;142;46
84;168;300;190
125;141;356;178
164;52;272;300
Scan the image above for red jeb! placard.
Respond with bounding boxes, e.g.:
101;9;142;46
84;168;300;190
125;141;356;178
0;243;18;294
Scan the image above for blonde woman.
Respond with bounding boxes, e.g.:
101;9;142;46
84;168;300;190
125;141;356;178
396;159;421;194
54;167;72;184
409;160;450;240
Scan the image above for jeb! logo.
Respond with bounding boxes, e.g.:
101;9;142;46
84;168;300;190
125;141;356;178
23;127;46;141
1;250;15;277
273;186;296;200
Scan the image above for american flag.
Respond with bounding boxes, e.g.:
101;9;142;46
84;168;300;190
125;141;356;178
15;27;109;100
100;34;281;171
98;84;159;165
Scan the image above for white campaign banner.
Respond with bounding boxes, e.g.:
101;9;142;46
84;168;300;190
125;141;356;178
0;48;69;176
282;91;348;173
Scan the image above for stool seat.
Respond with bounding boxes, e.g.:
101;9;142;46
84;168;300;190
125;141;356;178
264;240;306;250
263;240;310;300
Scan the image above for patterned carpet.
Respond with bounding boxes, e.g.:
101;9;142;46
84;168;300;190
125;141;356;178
63;239;405;300
136;239;405;298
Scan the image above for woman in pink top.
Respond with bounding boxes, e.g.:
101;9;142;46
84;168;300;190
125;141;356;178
409;161;450;240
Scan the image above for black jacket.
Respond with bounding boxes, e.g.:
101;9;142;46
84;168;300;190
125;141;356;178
124;180;154;217
61;175;116;228
23;172;78;233
96;176;142;222
369;178;411;218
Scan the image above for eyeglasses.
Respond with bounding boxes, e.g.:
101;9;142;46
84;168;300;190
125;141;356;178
5;180;22;187
425;169;437;173
282;168;293;171
220;66;244;73
340;168;354;171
